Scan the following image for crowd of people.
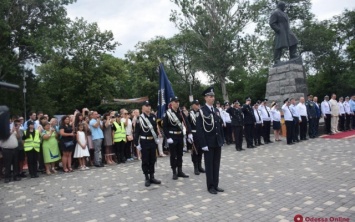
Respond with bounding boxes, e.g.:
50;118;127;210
1;92;355;189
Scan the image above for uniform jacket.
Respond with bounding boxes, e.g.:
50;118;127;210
242;104;256;125
226;107;244;127
188;109;201;148
306;100;317;118
195;105;224;148
134;113;158;147
163;108;191;139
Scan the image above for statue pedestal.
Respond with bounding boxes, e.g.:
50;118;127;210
265;62;308;104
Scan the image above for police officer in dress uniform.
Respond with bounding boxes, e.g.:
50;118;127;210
188;100;205;175
227;100;244;151
134;101;161;187
163;96;193;180
242;97;256;148
195;87;224;194
306;94;317;138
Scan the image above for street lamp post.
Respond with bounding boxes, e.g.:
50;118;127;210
23;73;27;120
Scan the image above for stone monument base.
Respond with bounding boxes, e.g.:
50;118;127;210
265;61;308;104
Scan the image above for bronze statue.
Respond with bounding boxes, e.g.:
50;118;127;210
269;1;299;65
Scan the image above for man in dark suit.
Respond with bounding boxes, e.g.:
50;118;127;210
306;94;317;138
227;100;244;151
242;97;256;148
196;87;225;194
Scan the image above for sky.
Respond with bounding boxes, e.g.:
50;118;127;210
66;0;355;59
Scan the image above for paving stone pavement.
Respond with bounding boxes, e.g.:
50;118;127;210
1;136;355;222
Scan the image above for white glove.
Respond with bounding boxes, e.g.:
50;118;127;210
136;144;142;151
202;146;209;151
167;138;174;144
187;134;193;144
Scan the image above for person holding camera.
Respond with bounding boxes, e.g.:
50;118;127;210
90;111;104;167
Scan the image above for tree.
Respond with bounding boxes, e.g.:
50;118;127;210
36;18;122;114
170;0;257;101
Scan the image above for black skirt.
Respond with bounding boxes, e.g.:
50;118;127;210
273;121;281;130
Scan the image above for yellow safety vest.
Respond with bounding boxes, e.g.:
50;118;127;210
24;130;40;152
113;121;126;142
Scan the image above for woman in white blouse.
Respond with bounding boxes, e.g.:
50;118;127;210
270;102;282;141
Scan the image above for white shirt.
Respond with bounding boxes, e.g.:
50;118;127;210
282;104;293;121
329;99;339;116
270;108;281;121
296;102;307;117
258;104;272;121
221;109;231;123
338;102;345;115
253;109;263;124
290;104;300;118
121;118;133;136
344;101;351;114
321;100;331;114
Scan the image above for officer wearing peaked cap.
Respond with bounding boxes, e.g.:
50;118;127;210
188;99;205;175
227;100;244;151
163;96;192;180
195;86;225;194
134;101;161;187
242;97;256;148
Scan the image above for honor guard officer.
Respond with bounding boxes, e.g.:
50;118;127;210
195;87;225;194
226;100;244;151
163;96;193;180
134;101;161;187
242;97;256;148
259;99;273;144
188;99;205;175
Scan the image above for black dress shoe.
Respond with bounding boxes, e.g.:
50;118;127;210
259;143;264;145
172;174;178;180
240;148;245;151
145;179;151;187
177;172;189;178
94;164;102;167
208;188;217;194
215;187;224;192
150;178;161;184
236;149;242;152
4;178;10;183
33;174;39;178
268;141;273;143
13;177;21;181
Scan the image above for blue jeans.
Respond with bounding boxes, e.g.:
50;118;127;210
93;139;102;165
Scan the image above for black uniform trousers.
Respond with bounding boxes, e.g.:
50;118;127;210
262;120;271;142
352;115;355;129
345;114;351;130
300;116;308;139
204;146;221;190
2;148;19;179
191;133;202;163
233;126;243;150
254;123;262;144
125;140;132;159
339;114;345;131
26;149;38;176
113;141;126;162
140;140;157;175
285;120;294;144
325;114;331;133
315;117;320;136
308;118;316;138
293;117;300;142
169;136;184;169
244;124;254;146
223;123;232;144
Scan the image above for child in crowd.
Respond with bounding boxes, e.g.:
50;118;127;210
74;123;90;170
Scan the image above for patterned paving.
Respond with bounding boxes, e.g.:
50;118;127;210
0;137;354;222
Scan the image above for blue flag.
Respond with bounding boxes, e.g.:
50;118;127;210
157;63;175;119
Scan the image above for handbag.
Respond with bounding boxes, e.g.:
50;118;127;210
64;140;74;148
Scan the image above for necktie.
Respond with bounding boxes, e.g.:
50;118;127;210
256;110;261;121
211;107;214;113
265;106;270;117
